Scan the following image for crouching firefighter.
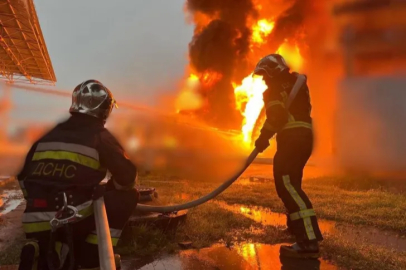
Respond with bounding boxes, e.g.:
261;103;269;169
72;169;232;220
253;54;323;258
16;80;139;269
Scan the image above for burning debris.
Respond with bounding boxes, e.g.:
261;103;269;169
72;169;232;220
177;0;316;147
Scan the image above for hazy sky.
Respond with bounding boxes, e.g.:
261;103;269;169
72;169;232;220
7;0;193;126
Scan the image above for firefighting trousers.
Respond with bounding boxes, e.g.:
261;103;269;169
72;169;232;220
22;188;138;269
273;130;323;242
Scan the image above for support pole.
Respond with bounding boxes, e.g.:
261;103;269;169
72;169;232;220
93;195;116;270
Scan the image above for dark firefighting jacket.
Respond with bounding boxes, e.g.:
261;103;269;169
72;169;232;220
260;71;312;138
16;114;137;234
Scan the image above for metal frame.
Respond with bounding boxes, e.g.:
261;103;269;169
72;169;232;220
0;0;56;85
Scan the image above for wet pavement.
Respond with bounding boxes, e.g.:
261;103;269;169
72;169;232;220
0;189;24;215
122;243;337;270
217;202;406;252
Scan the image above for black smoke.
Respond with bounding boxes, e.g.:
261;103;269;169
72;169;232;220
186;0;257;129
184;0;315;129
266;0;313;52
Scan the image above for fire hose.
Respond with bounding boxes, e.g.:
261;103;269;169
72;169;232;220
135;148;259;213
134;74;306;213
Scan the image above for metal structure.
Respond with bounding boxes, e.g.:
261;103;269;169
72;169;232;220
0;0;56;85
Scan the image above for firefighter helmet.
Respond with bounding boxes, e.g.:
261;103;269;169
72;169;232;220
69;80;117;121
253;54;289;79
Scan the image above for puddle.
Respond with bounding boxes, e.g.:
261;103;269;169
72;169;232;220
123;243;337;270
217;202;406;252
0;190;23;215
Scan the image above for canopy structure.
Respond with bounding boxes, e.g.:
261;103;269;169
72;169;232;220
0;0;56;84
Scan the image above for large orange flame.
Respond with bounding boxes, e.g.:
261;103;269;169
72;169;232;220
233;43;304;147
252;19;274;44
233;74;268;144
233;15;305;147
179;9;305;149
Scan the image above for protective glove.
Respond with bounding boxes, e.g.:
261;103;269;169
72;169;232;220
255;132;273;153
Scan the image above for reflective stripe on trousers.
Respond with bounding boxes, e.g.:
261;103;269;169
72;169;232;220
282;175;316;240
85;228;122;246
22;200;94;233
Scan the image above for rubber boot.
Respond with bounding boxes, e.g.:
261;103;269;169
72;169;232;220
280;241;320;259
18;241;40;270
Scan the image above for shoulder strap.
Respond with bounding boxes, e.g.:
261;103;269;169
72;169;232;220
285;74;306;109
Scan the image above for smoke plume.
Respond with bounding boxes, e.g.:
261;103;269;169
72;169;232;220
184;0;317;129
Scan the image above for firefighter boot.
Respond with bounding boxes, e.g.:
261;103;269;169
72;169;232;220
18;241;40;270
280;241;320;259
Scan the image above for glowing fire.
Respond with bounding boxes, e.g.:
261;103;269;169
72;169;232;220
175;73;203;112
233;43;304;147
233;74;268;144
252;19;274;44
201;71;223;88
277;42;304;73
179;7;306;149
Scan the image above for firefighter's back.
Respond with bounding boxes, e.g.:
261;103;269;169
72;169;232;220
19;115;109;236
23;115;107;195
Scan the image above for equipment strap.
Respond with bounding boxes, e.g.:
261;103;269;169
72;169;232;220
285;74;306;109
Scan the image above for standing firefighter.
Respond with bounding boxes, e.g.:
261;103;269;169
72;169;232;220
17;80;138;269
253;54;323;258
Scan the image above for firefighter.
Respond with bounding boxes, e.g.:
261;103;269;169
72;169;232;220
17;80;139;269
253;54;323;258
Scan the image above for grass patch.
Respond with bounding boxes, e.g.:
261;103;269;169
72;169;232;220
141;174;406;234
314;175;406;193
0;236;25;265
322;234;406;270
2;170;405;269
117;202;269;257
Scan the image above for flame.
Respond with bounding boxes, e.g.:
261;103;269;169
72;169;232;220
233;74;268;145
201;71;223;88
175;73;203;112
179;7;306;149
277;42;304;73
233;43;304;147
252;19;275;44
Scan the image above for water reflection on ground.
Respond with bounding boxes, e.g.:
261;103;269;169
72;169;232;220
217;202;406;252
123;243;337;270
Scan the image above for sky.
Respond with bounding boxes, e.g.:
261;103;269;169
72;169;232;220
6;0;193;127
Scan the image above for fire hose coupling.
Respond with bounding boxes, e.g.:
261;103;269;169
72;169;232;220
49;192;82;231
